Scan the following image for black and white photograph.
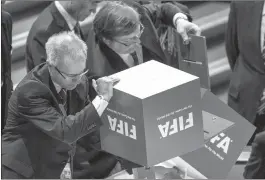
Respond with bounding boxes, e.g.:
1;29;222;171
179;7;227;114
1;0;265;179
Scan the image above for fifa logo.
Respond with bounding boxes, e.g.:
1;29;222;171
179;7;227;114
210;132;232;154
107;115;137;140
158;112;194;138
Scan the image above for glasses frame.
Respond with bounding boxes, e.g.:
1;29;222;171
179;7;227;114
113;23;145;47
53;66;89;80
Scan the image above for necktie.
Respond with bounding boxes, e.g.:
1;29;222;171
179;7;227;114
131;52;139;66
74;23;81;38
59;88;68;115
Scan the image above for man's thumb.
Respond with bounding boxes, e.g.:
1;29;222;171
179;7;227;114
180;31;189;45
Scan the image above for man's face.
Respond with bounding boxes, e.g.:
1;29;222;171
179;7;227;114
52;55;87;91
77;0;99;21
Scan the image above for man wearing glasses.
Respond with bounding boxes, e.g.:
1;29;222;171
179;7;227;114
25;1;124;178
88;1;201;77
1;32;119;179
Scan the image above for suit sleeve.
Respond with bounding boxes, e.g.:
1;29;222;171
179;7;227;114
243;131;265;179
142;2;192;28
5;11;13;51
26;29;50;72
225;2;239;70
17;81;102;144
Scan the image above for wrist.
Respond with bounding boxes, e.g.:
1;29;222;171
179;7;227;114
173;13;188;28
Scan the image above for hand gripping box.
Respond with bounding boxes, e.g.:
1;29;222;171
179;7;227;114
100;60;204;167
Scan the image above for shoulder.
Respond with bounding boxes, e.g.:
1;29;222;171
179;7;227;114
27;4;55;42
15;76;51;105
1;10;12;25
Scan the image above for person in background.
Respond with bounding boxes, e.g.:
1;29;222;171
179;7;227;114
226;1;265;140
226;1;265;178
88;1;200;77
1;31;119;179
244;130;265;179
25;0;97;72
1;0;13;131
25;1;123;178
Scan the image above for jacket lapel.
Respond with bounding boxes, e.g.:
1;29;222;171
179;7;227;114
98;41;129;72
33;63;63;114
50;2;71;31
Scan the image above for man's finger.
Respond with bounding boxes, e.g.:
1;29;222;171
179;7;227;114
193;25;201;36
108;76;120;84
179;30;190;45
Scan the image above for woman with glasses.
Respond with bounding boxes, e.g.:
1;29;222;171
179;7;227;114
88;1;200;77
89;1;205;178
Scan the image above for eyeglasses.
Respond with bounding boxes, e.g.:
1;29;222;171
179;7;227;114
54;66;89;80
114;23;145;47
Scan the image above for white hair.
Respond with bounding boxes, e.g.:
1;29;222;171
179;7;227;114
45;31;87;67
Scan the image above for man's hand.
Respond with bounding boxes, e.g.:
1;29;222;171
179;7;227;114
176;18;201;44
92;76;120;102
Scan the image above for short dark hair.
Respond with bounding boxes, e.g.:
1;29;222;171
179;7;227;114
93;1;141;41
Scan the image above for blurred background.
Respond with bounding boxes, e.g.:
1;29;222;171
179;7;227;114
2;1;249;178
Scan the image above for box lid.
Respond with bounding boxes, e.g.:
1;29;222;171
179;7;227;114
110;60;199;99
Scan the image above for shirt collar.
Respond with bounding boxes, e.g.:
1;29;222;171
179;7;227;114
53;80;62;93
55;1;77;30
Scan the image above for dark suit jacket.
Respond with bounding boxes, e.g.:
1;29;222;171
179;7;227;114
1;63;102;178
25;2;85;72
24;2;137;178
226;1;265;124
86;1;191;77
244;131;265;179
1;10;13;130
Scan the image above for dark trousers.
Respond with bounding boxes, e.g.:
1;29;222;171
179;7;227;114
244;131;265;179
248;113;265;145
2;165;26;179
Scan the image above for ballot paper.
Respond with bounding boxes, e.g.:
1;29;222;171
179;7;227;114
178;35;210;90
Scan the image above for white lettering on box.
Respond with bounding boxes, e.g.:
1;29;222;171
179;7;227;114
107;115;137;140
158;112;194;138
210;133;232;154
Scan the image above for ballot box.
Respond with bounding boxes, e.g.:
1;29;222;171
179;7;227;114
100;60;204;167
180;88;256;178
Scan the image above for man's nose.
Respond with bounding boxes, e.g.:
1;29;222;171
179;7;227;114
71;77;81;83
